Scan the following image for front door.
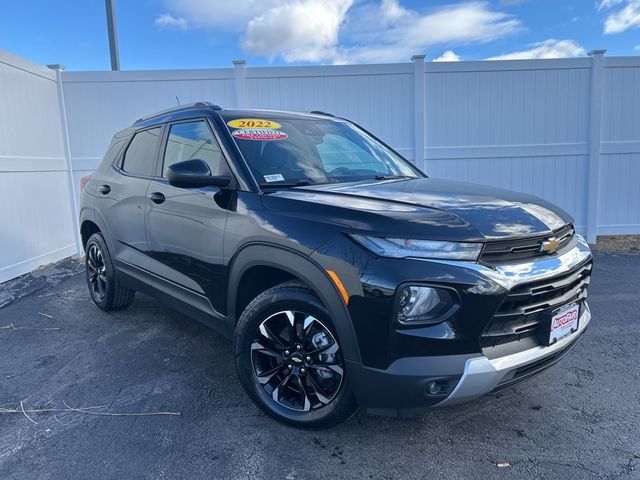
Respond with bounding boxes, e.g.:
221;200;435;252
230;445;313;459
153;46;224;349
145;119;233;319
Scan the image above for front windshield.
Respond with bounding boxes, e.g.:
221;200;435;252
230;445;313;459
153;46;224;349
223;114;422;187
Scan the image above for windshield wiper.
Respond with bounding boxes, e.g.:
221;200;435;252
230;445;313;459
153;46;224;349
373;175;414;181
259;180;311;189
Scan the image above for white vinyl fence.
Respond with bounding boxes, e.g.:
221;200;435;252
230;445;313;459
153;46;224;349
1;50;639;283
0;52;77;283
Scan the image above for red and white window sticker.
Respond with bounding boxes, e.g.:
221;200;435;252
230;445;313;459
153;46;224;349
231;129;288;141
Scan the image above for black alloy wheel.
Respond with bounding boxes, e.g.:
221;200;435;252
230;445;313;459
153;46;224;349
251;310;344;412
87;243;107;301
235;282;358;428
84;233;135;311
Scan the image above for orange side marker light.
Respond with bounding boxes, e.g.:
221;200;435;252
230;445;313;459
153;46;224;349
326;270;349;305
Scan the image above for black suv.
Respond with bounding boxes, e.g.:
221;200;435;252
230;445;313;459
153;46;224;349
79;102;593;427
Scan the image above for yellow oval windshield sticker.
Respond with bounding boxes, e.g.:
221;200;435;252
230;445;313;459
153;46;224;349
227;118;282;130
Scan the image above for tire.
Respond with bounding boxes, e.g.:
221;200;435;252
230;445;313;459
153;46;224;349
85;232;135;311
234;281;359;428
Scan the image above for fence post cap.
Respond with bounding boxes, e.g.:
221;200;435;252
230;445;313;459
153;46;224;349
411;55;426;62
588;50;607;57
46;64;65;71
232;60;247;67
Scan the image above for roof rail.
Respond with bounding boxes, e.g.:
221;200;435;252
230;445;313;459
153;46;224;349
194;101;222;110
309;110;335;117
135;101;222;124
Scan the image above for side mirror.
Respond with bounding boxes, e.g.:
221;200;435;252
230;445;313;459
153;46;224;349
166;159;232;189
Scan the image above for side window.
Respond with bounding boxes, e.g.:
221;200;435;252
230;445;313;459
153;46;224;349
102;138;126;166
122;127;161;176
162;121;229;177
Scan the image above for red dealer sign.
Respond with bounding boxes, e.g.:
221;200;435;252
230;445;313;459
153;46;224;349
231;129;288;141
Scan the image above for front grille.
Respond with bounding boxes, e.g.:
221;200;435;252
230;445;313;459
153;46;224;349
480;260;592;352
480;224;575;264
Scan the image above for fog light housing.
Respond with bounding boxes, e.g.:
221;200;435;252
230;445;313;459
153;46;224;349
426;381;443;396
424;378;459;397
397;286;454;325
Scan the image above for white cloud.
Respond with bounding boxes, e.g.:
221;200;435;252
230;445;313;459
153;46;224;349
154;13;188;30
433;50;461;62
338;1;521;63
599;0;640;34
635;44;640;50
380;0;409;22
162;0;282;29
242;0;353;63
487;39;586;60
158;0;521;64
598;0;625;10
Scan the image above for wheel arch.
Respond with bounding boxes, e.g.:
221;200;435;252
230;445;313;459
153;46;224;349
226;243;362;364
80;220;101;250
79;207;115;254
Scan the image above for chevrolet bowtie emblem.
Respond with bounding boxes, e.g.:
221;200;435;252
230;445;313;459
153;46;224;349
541;237;560;254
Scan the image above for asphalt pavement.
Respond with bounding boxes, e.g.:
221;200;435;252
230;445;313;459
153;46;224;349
0;252;638;479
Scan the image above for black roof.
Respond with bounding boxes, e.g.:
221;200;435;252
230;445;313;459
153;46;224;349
132;102;341;129
133;101;221;127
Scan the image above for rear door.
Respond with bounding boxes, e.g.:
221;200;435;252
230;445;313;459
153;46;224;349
99;126;162;270
145;119;233;319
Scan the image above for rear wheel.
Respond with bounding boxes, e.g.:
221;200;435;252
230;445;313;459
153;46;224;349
85;233;135;311
235;282;358;428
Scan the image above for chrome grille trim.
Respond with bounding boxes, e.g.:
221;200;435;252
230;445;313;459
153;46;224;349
480;224;575;263
480;260;592;348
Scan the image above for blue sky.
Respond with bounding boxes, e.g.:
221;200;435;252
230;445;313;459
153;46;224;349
1;0;639;71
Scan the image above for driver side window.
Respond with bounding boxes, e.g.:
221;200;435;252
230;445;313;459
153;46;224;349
163;121;229;177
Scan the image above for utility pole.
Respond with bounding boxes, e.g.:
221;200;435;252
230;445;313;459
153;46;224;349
105;0;120;70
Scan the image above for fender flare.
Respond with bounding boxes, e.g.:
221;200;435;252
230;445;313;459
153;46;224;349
225;242;362;364
79;206;115;254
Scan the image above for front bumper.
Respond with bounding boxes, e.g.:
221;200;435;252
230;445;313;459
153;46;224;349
349;304;590;416
437;303;591;406
344;236;593;414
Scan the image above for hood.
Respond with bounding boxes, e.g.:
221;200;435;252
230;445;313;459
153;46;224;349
261;178;573;241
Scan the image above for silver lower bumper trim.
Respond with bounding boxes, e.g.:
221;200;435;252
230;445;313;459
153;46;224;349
437;303;591;406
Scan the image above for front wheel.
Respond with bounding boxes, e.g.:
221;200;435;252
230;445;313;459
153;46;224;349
234;282;358;428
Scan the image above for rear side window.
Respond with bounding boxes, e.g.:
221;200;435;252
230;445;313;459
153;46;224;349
122;127;161;176
162;121;229;177
102;139;126;166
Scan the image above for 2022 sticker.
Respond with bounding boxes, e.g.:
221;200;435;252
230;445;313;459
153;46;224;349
227;119;282;130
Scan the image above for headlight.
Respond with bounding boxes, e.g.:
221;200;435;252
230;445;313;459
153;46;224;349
349;235;482;261
397;286;454;324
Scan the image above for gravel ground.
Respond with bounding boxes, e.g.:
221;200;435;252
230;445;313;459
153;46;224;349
592;236;640;254
0;257;82;309
0;252;638;479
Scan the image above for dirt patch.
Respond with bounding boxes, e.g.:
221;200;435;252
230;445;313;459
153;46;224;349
592;235;640;253
0;257;83;309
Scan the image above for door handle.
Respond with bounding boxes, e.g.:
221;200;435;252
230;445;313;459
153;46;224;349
98;184;111;195
148;192;166;204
